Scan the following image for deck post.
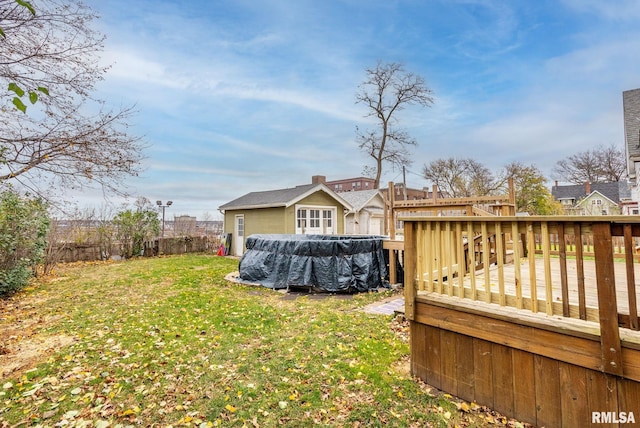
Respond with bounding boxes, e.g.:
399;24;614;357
404;221;417;321
388;182;397;284
388;182;396;238
624;224;639;330
388;253;397;285
592;222;623;376
508;177;515;215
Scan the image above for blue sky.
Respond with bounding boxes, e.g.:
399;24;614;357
79;0;640;219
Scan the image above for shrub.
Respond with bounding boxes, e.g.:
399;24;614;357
0;189;49;295
113;199;160;259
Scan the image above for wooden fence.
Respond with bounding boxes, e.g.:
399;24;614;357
52;236;222;263
402;215;640;427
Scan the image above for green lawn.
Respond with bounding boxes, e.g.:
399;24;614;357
0;255;519;427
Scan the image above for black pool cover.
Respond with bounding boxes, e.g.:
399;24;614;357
238;234;389;293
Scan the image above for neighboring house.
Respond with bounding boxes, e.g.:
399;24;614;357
574;191;619;216
340;189;386;235
324;176;375;193
623;88;640;214
321;174;436;200
551;182;632;215
218;178;353;256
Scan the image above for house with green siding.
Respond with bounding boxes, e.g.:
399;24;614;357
551;181;632;215
218;178;353;256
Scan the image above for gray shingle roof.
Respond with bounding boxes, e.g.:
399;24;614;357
219;184;317;210
624;89;640;180
551;182;629;204
338;189;382;211
219;183;353;211
619;181;632;199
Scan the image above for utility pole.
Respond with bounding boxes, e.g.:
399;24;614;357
156;200;173;237
403;165;408;201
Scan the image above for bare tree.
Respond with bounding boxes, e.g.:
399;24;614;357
552;144;626;184
598;144;627;182
95;203;116;260
467;159;500;196
422;157;499;197
424;158;561;214
0;0;144;197
356;62;434;189
42;217;66;276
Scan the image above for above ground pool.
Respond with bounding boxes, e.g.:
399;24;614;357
238;234;388;293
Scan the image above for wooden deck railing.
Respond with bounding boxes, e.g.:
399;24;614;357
402;215;640;376
533;231;640;261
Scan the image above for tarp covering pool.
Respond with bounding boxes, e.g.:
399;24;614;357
238;234;388;292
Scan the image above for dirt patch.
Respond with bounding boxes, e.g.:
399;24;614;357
0;334;75;378
0;292;76;379
390;355;411;377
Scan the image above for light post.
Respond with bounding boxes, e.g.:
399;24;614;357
156;200;173;237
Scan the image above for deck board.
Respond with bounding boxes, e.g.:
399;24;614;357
427;256;640;315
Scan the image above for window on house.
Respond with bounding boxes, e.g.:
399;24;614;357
297;209;307;229
309;209;320;228
592;199;602;205
633;209;639;215
323;210;332;228
296;206;336;234
365;182;369;188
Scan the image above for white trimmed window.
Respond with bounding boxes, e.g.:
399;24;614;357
296;205;336;234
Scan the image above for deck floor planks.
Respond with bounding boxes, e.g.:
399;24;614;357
429;257;640;315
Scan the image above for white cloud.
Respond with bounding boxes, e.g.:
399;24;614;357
101;50;192;90
561;0;640;21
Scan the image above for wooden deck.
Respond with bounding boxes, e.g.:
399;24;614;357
400;215;640;427
429;256;640;318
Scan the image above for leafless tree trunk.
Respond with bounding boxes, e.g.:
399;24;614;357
356;62;434;189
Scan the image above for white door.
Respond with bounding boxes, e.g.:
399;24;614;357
234;215;244;256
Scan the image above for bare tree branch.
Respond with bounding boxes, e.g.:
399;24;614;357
422;157;498;198
552;144;626;184
356;61;433;188
0;0;144;198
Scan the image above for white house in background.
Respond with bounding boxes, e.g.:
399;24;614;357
340;189;386;235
